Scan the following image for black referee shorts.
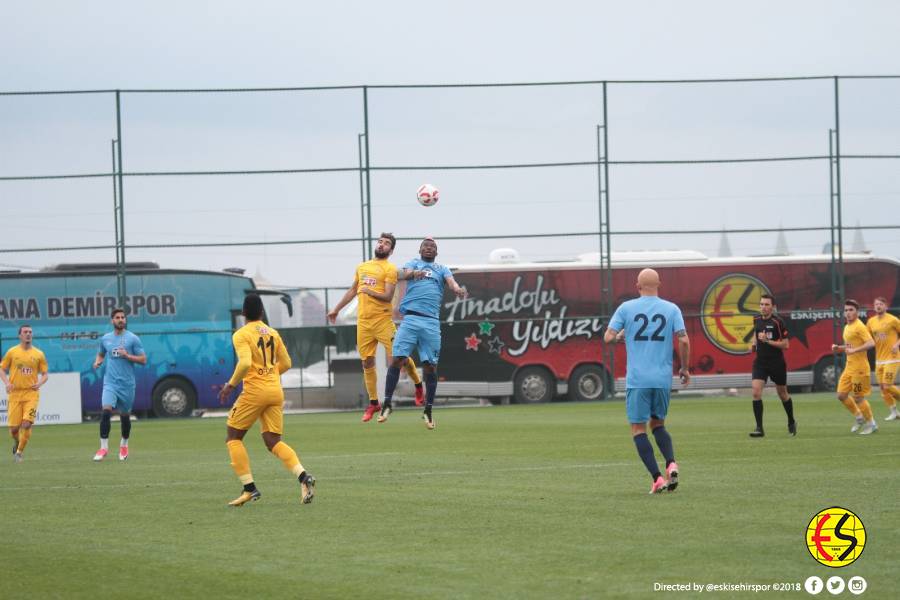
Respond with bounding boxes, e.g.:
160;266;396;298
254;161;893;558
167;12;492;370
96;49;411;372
752;361;787;386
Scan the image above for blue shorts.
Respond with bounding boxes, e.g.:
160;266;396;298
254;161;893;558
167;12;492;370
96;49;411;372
625;388;670;424
392;314;441;365
102;386;135;413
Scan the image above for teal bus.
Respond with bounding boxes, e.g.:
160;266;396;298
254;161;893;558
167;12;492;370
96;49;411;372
0;263;290;417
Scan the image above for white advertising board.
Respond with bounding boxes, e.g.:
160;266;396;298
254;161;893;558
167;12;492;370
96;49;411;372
0;372;82;425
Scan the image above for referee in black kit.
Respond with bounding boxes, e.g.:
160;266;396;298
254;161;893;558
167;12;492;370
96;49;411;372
748;293;796;437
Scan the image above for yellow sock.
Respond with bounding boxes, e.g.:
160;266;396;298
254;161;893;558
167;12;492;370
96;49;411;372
841;397;861;416
363;366;378;401
17;428;31;453
858;399;874;422
226;440;254;485
890;385;900;404
271;441;304;477
404;357;422;385
882;387;897;409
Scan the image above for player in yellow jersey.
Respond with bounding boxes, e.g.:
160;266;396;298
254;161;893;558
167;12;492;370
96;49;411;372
218;294;315;506
831;299;877;434
866;296;900;421
327;232;424;423
0;324;48;463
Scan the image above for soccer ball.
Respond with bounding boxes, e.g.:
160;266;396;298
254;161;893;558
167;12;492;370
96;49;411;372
416;183;439;207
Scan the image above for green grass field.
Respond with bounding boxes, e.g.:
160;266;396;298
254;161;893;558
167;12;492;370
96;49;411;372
2;393;897;599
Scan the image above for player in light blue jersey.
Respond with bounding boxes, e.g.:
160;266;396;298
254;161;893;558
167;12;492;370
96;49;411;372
604;268;691;494
91;308;146;461
380;237;467;429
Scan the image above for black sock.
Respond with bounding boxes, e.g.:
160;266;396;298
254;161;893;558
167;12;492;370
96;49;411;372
100;411;112;439
782;397;795;423
651;426;675;465
383;366;401;403
298;471;307;483
120;413;131;440
633;433;661;480
752;400;763;429
369;399;379;406
243;482;257;493
424;371;437;406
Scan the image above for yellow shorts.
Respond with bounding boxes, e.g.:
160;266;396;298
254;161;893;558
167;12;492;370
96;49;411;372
226;394;284;434
837;368;871;397
875;363;898;386
357;317;397;360
7;397;38;428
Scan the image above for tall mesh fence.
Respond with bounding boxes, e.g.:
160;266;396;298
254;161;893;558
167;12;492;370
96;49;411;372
1;77;898;393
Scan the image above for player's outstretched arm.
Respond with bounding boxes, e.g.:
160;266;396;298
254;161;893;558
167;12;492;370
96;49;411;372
445;275;467;299
327;281;359;324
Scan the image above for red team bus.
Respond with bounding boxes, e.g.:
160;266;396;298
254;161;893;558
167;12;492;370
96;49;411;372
427;251;900;403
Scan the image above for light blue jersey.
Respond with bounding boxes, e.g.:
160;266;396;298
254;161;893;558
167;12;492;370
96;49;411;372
99;330;145;391
399;258;453;319
609;296;685;389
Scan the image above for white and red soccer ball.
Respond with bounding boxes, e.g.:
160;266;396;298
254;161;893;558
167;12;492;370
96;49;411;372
416;183;439;207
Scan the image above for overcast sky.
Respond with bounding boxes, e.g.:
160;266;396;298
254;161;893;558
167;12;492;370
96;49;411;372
2;1;898;292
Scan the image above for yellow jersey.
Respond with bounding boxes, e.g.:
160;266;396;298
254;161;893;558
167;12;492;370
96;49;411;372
355;258;398;323
227;321;291;400
1;345;48;401
843;319;874;371
867;312;900;365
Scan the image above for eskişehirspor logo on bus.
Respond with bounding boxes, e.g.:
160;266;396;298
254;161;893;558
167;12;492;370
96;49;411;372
700;273;772;355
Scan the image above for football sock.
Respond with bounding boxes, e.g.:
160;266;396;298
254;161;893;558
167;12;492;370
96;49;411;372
781;397;795;423
121;438;128;448
363;366;379;402
243;482;257;493
651;426;675;464
384;366;401;402
882;387;898;408
752;399;763;429
271;441;304;477
858;399;874;422
840;397;861;416
891;385;900;403
424;371;437;406
633;433;660;479
226;439;254;485
100;438;109;451
10;430;18;449
404;357;422;385
120;413;131;440
100;411;112;439
17;427;31;453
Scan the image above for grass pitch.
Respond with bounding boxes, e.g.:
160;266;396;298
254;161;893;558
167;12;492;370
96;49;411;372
2;393;897;599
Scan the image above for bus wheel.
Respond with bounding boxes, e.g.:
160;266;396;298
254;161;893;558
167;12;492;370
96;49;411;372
152;378;197;418
513;367;555;403
814;358;838;392
568;365;609;401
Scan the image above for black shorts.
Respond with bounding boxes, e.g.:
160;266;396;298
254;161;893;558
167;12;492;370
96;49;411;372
752;361;787;386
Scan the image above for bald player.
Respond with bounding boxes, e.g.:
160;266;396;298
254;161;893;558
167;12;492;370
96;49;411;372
605;268;691;494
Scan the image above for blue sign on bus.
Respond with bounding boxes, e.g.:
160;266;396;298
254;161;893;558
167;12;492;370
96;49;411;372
0;263;267;417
